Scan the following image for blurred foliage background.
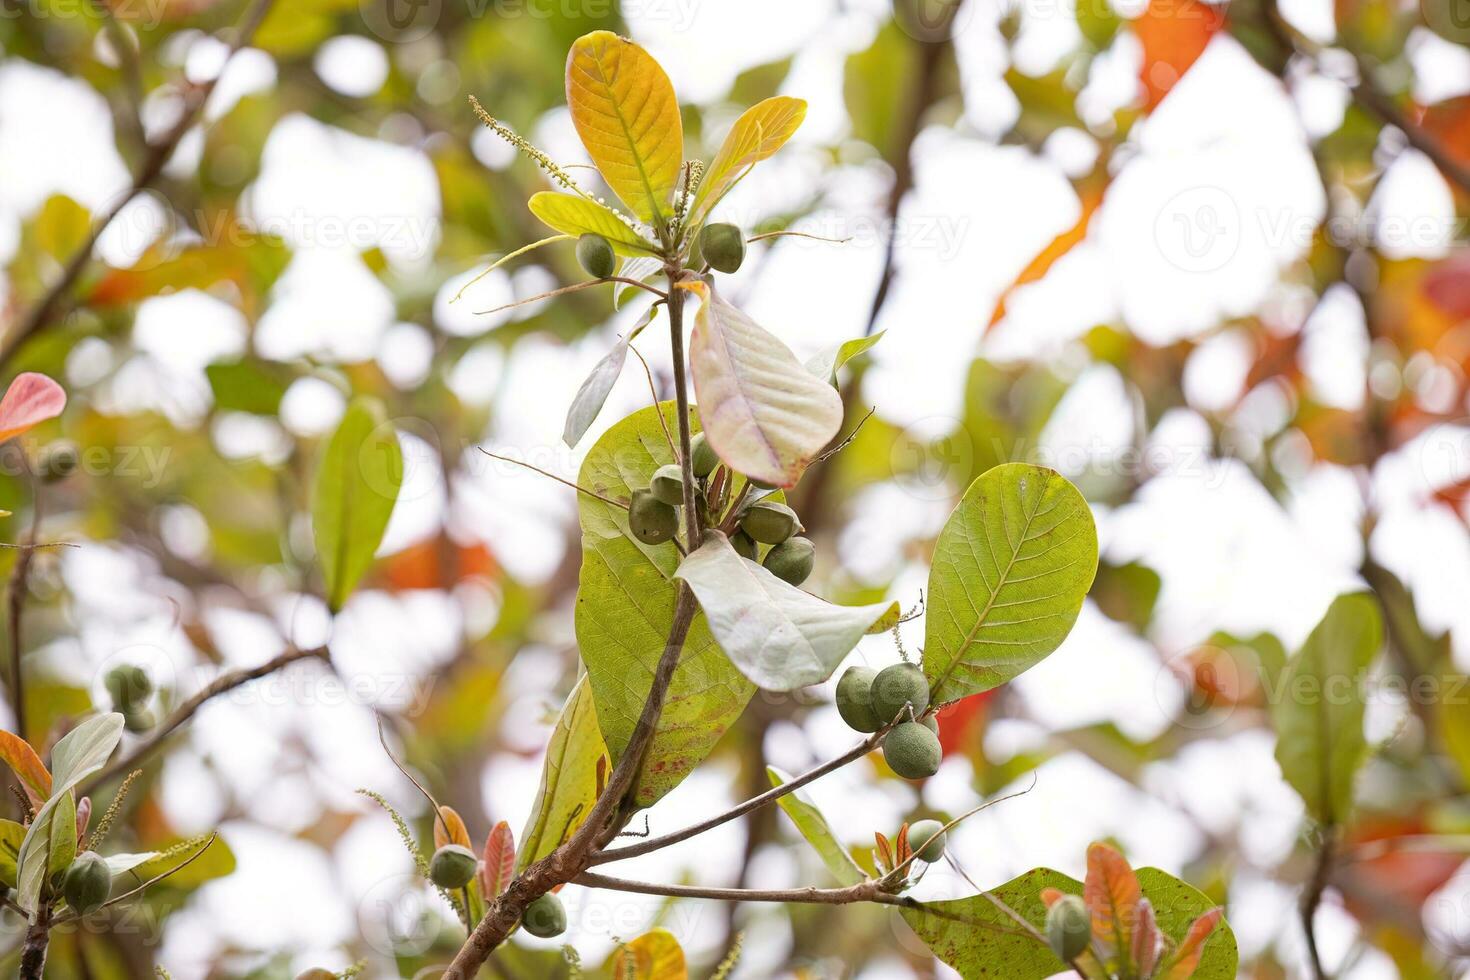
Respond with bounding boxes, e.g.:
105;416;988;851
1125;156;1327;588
2;0;1470;976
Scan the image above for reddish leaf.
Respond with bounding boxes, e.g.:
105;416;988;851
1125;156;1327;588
988;185;1104;330
1423;252;1470;318
0;730;51;806
433;805;471;850
1131;898;1160;976
874;831;894;873
1134;0;1225;111
1420;96;1470;175
1040;887;1068;908
935;690;995;756
1083;842;1141;958
378;535;498;591
1156;907;1223;980
0;373;65;444
480;821;515;899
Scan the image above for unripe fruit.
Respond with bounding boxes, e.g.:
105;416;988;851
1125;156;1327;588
921;713;939;736
522;892;567;938
870;662;929;725
690;432;719;478
650;464;685;506
1046;894;1091;963
764;536;815;586
629;491;678;545
699;223;746;274
740;501;800;544
729;530;758;561
907;819;947;862
40;441;79;483
575;233;616;279
104;664;152;711
429;844;478;889
835;666;880;733
882;721;941;779
62;851;111;914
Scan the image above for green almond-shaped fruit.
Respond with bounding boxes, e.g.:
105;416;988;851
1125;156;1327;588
690;432;719;478
882;721;941;779
429;844;478;889
650;463;685;506
870;662;930;725
740;501;801;544
62;851;111;914
729;530;758;561
629;490;678;545
104;664;152;711
522;891;567;938
835;666;880;733
764;536;815;586
575;233;616;279
907;818;947;862
921;713;939;736
1046;894;1091;963
699;222;746;274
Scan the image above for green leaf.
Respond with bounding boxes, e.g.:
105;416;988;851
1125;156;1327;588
676;533;897;691
805;331;884;386
46;791;76;880
206;360;288;416
563;337;630;448
1135;868;1237;980
517;674;608;871
1090;560;1161;631
575;403;755;807
565;31;684;225
131;835;236;890
0;819;25;889
902;867;1083;978
16;713;125;912
527;192;660;256
923;463;1098;705
767;767;865;885
683;281;844;488
312;397;403;612
1271;592;1383;825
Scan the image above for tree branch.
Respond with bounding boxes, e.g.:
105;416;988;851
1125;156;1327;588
79;645;329;795
573;871;913;908
1301;825;1337;980
6;464;41;742
0;0;277;370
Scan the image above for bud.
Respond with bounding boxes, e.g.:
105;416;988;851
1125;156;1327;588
650;464;685;506
906;818;947;862
763;536;815;585
62;851;111;914
699;223;746;274
575;233;616;279
629;490;678;545
429;844;478;889
1046;895;1091;963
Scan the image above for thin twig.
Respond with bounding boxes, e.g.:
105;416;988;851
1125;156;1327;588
573;871;914;908
55;834;218;923
592;725;892;864
474;276;667;316
813;406;876;464
477;449;629;511
882;776;1039;885
745;230;853;246
1301;826;1336;980
80;646;329;795
0;0;278;369
626;344;677;457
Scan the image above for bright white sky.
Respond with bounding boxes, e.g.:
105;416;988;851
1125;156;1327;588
1;0;1468;976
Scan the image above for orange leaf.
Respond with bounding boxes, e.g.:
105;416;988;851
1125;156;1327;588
0;730;51;804
988;187;1103;330
1156;907;1223;980
0;373;65;444
1420;96;1470;176
1083;842;1141;958
481;821;515;899
1134;0;1225;111
608;929;688;980
433;805;471;850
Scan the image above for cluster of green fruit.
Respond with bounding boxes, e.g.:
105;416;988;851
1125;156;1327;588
427;845;567;938
835;662;942;779
104;664;155;733
574;221;747;282
629;432;816;586
59;850;111;915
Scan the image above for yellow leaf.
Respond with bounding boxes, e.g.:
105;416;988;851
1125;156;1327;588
528;192;661;257
608;929;687;980
434;805;471;850
566;31;684;226
692;96;807;222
